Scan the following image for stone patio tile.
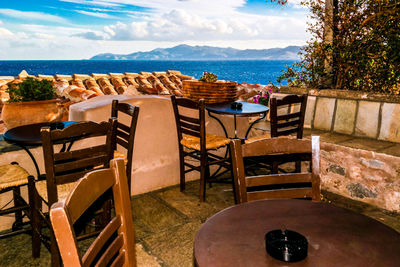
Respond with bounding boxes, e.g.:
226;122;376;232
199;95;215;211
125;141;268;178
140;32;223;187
334;99;356;135
155;187;218;221
377;144;400;157
355;101;380;138
132;194;184;235
144;221;202;267
313;97;335;130
136;243;162;267
338;137;395;152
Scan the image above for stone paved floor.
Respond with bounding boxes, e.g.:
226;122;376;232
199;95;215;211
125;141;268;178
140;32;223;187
0;181;399;267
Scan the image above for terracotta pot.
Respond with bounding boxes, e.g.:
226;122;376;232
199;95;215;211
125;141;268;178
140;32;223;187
1;99;62;129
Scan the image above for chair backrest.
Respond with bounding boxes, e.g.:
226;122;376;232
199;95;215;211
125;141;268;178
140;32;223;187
50;158;136;267
269;94;307;138
171;95;206;151
230;136;320;203
111;100;140;192
41;119;117;206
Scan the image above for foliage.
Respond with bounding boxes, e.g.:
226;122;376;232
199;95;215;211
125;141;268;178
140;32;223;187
6;77;56;102
250;85;280;106
277;0;400;94
199;72;218;82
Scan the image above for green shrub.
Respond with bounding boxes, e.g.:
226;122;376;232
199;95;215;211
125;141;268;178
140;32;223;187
6;77;56;102
277;0;400;94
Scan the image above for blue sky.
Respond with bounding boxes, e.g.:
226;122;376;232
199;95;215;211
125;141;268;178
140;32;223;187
0;0;308;59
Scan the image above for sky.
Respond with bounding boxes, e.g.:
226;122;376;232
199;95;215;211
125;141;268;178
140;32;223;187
0;0;310;60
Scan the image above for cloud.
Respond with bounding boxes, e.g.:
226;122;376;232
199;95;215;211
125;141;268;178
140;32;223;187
78;8;307;43
0;9;68;24
75;10;118;19
74;31;106;40
59;0;122;7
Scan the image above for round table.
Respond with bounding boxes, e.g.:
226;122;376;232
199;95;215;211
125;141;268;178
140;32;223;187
194;199;400;267
206;102;268;139
3;121;77;177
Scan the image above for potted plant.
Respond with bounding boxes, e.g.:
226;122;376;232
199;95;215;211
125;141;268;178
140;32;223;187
2;77;62;129
182;72;237;103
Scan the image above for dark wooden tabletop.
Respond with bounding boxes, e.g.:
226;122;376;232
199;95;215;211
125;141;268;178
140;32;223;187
3;121;76;146
206;102;268;116
194;199;400;267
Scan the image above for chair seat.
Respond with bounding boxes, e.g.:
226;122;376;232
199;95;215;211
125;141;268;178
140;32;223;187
35;180;77;203
0;164;29;191
181;134;230;151
114;150;128;164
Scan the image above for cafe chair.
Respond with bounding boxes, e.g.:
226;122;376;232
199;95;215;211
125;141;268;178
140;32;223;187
0;162;32;238
230;136;320;203
171;95;231;202
50;158;136;267
246;94;308;173
111;99;140;194
28;119;117;267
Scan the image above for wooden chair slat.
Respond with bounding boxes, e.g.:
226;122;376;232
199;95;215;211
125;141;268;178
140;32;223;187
276;119;301;129
95;234;124;267
242;137;312;157
179;120;201;132
54;154;108;175
276;128;299;137
82;216;121;267
117;122;131;134
110;252;125;267
179;114;200;124
116;129;130;142
54;144;108;161
246;173;312;187
181;128;201;137
116;137;129;149
277;111;302;121
247;188;313;202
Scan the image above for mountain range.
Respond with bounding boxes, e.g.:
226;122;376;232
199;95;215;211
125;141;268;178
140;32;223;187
90;44;301;60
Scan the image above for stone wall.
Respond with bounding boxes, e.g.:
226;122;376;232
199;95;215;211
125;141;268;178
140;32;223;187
321;142;400;212
280;87;400;143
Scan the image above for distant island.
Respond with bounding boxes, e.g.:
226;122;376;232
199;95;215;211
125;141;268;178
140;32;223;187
90;44;302;60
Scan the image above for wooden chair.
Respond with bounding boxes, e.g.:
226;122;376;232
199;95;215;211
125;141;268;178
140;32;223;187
50;158;136;267
0;162;32;238
111;100;140;194
171;95;231;202
230;136;320;204
270;94;307;139
28;119;117;267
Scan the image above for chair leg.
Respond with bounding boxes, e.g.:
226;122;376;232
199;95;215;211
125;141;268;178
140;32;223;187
12;187;23;230
28;176;41;258
199;154;208;202
50;229;61;267
178;146;186;191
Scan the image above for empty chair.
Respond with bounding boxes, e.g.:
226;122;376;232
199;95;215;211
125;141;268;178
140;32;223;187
270;94;307;138
230;136;320;203
111;99;140;194
50;158;136;267
28;119;117;266
0;162;31;238
171;95;231;202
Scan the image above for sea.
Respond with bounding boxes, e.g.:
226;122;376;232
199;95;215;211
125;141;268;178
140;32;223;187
0;60;296;85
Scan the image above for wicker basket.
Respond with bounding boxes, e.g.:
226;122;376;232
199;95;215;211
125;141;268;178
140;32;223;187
182;80;238;104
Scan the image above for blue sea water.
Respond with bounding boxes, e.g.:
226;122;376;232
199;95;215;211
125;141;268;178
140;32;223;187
0;60;295;85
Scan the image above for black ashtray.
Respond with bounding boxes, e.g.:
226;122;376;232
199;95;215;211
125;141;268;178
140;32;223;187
231;102;243;110
49;122;65;130
265;229;308;262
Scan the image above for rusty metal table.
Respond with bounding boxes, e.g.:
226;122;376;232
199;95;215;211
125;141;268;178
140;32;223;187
3;121;77;178
206;102;268;139
194;199;400;267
